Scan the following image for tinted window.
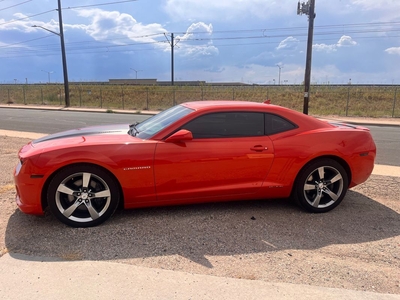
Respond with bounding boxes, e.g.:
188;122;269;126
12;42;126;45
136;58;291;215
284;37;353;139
182;112;264;138
265;113;296;135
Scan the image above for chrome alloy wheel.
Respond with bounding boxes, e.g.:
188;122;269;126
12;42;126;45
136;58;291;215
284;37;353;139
303;166;344;209
55;172;112;223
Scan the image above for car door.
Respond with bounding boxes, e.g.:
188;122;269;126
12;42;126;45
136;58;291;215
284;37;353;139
153;111;275;203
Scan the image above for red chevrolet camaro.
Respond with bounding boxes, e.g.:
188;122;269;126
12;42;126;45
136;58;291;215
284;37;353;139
14;101;376;227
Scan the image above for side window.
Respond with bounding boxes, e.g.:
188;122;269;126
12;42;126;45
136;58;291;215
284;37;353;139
265;113;297;135
182;112;264;138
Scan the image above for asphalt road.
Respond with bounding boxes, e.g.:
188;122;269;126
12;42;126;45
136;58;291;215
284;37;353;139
0;108;149;133
0;107;399;166
369;125;400;166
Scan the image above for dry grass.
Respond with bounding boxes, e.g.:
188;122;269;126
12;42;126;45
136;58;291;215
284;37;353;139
1;84;399;117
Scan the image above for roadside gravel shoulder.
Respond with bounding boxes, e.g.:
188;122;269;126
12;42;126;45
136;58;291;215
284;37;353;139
1;135;399;295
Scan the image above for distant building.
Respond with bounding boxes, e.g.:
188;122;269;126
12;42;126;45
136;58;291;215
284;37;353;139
109;79;157;85
108;79;249;86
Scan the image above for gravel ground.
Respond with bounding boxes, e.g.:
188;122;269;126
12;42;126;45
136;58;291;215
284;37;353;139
1;136;399;295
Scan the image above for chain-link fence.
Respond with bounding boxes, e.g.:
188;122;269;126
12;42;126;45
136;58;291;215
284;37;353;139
0;84;398;117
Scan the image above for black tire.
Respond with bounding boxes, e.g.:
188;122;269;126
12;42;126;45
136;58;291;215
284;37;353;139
293;158;349;213
47;165;120;227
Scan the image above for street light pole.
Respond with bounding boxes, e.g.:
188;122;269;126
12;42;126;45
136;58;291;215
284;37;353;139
41;70;53;83
276;64;283;85
130;68;142;80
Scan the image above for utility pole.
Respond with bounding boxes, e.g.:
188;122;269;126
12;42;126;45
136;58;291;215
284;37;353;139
165;33;179;86
57;0;70;107
297;0;316;115
32;1;69;106
171;33;174;86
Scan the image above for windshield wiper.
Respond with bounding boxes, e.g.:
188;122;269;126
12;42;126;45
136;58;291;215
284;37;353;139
128;122;140;136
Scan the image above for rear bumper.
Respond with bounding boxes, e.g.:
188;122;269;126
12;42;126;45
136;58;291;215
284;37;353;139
348;150;376;188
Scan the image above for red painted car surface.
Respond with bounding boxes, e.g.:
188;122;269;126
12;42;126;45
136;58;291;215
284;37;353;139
14;101;376;227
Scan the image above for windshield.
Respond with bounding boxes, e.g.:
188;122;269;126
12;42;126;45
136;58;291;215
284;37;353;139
133;105;194;139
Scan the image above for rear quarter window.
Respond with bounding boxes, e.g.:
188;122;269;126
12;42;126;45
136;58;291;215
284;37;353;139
265;113;297;135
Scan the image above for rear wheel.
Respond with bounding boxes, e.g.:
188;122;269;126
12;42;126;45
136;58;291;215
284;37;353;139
47;165;120;227
294;159;349;213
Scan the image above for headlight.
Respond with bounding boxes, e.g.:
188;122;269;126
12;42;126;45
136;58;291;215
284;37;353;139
15;161;22;176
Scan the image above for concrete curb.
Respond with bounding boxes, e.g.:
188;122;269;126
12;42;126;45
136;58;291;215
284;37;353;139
1;253;399;300
0;104;160;115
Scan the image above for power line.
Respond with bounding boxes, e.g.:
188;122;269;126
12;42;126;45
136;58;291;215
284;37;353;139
0;0;32;12
0;35;53;48
2;28;399;58
0;0;137;27
0;39;168;56
56;32;166;45
62;0;137;10
0;9;56;26
179;27;400;42
173;21;400;35
2;18;400;58
4;31;400;59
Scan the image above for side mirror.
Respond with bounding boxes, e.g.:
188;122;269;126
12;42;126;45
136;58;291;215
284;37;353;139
165;129;193;143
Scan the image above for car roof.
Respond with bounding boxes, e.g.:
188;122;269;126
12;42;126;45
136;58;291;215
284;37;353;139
181;100;280;111
180;100;333;130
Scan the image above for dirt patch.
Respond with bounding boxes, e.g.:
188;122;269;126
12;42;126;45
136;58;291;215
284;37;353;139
1;136;399;294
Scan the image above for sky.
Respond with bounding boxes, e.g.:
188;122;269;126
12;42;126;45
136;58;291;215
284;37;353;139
0;0;400;84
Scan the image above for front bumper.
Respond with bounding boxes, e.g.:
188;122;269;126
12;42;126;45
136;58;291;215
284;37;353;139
14;161;45;216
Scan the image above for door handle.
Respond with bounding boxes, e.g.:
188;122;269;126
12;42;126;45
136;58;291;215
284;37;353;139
250;145;267;152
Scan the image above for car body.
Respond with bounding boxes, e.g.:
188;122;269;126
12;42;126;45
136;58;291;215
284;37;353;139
14;101;376;227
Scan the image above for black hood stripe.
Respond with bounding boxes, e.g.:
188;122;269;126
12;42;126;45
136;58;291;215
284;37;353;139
33;124;130;144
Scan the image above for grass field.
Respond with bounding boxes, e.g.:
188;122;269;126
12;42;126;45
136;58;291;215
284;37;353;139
0;84;399;117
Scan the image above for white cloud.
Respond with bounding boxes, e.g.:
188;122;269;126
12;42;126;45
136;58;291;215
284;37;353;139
0;13;56;33
178;44;219;57
313;44;337;53
164;0;294;21
351;0;400;11
74;11;218;58
0;13;85;34
313;35;357;53
175;22;219;57
346;0;400;21
276;37;299;51
76;9;167;44
385;47;400;55
337;35;357;47
177;22;213;40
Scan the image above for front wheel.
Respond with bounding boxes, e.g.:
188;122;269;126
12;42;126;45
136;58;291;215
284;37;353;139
293;159;349;213
47;165;120;227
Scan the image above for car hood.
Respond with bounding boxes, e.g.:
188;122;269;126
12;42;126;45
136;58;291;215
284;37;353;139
32;124;130;144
